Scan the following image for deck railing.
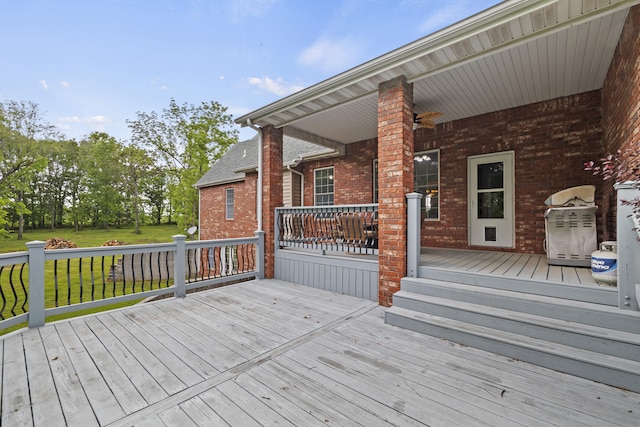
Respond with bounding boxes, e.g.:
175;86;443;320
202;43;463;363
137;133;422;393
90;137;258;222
276;204;378;255
0;232;264;332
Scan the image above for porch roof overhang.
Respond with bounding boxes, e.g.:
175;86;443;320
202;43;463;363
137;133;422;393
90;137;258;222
236;0;640;146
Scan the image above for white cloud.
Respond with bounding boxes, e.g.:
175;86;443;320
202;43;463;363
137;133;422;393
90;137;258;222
298;37;361;73
86;115;108;124
219;75;225;80
39;79;48;90
59;116;81;123
247;76;304;97
60;81;70;88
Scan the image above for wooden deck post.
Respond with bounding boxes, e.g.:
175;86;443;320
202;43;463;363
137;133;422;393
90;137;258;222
173;235;187;298
255;230;265;279
406;193;422;278
615;181;640;311
26;241;46;328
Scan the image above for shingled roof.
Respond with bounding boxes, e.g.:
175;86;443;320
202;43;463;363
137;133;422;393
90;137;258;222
195;134;337;188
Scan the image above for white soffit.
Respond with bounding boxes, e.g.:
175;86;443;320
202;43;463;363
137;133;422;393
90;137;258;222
237;0;639;144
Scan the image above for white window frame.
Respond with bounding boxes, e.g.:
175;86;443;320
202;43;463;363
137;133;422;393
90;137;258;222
414;149;440;220
314;166;335;206
373;150;440;219
225;188;234;220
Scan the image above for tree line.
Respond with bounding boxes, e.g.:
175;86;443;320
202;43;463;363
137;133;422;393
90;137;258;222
0;98;238;239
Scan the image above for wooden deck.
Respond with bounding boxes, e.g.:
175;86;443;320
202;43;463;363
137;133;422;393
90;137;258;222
2;279;638;426
420;247;598;286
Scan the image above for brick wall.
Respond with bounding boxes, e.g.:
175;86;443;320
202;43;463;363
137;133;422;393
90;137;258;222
601;4;640;239
415;91;604;254
198;175;257;240
301;139;377;206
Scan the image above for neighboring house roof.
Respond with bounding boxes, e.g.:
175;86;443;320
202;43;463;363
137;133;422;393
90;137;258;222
236;0;640;145
195;134;337;188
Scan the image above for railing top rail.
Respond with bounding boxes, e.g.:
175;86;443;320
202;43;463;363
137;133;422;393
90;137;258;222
277;203;378;211
42;241;177;261
185;236;259;249
0;251;29;266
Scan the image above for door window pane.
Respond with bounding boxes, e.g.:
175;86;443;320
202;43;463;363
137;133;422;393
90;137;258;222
477;162;503;190
478;191;504;219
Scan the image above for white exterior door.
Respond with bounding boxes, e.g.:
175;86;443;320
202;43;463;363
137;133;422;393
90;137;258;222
468;151;514;248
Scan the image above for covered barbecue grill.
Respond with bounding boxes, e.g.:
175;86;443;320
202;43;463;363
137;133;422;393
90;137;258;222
543;185;597;267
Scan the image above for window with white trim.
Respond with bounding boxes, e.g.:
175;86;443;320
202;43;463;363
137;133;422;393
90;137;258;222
414;150;439;219
314;167;334;206
225;188;234;220
373;149;440;219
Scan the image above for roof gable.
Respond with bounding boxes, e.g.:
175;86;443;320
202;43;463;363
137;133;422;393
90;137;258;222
195;134;336;188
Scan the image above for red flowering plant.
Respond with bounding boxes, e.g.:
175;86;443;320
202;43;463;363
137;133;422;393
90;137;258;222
584;146;640;237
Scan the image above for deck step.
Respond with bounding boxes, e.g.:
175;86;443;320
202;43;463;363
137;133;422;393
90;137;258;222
418;266;618;306
385;306;640;393
392;290;640;362
401;277;640;334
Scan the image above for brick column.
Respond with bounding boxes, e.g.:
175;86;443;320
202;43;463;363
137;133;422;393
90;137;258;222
261;125;283;279
377;76;414;306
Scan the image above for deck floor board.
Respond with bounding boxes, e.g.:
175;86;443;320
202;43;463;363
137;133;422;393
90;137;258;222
2;279;637;426
421;248;597;286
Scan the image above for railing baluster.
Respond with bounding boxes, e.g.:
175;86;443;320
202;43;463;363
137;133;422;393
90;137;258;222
20;263;27;313
54;259;59;307
164;251;170;288
9;265;18;316
66;259;71;306
78;258;83;303
101;256;106;299
130;253;136;294
90;257;96;301
0;266;6;320
111;255;117;297
148;252;153;290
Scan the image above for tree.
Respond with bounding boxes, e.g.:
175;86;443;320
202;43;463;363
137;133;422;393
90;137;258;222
0;100;56;238
128;99;237;232
143;168;168;225
78;132;127;230
121;144;154;234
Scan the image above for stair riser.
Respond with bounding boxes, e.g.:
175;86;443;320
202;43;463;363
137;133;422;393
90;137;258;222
385;311;640;394
416;268;617;306
393;295;640;362
401;279;640;334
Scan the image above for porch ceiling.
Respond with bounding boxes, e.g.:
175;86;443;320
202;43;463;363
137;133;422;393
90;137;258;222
236;0;640;145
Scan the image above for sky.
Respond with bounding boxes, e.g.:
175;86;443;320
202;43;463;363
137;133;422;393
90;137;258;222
0;0;501;143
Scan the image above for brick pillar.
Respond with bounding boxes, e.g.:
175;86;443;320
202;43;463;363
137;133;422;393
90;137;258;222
261;125;283;279
377;76;414;306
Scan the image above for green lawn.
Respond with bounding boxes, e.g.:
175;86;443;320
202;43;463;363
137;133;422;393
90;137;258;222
0;224;182;254
0;224;184;335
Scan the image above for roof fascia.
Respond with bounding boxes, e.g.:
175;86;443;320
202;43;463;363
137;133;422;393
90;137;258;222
195;177;245;189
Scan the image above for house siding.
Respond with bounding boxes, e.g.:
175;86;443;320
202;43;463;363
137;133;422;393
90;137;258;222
601;4;640;240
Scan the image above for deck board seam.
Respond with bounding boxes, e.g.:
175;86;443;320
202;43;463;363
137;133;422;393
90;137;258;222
104;301;378;427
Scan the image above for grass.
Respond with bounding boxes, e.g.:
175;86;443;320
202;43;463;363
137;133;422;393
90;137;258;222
0;224;182;254
0;224;183;335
